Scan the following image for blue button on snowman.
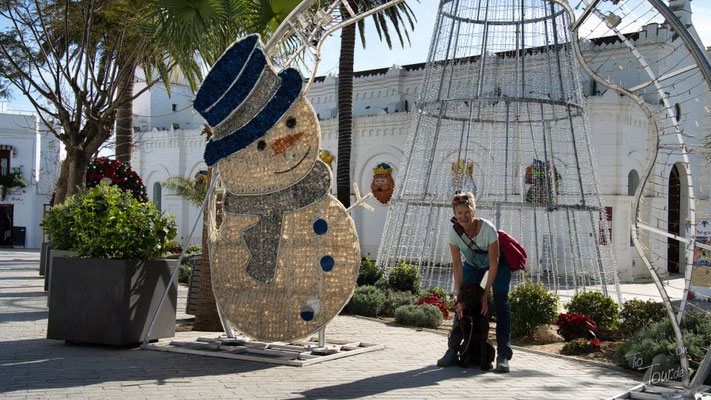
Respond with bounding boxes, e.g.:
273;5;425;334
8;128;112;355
194;34;360;342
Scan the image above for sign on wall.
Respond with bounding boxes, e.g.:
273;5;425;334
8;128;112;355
691;220;711;300
599;206;613;246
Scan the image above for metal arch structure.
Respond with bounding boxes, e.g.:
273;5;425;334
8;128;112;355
264;0;406;93
551;0;711;396
377;0;621;303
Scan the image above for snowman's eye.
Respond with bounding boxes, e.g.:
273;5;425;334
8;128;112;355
286;117;297;128
257;140;266;151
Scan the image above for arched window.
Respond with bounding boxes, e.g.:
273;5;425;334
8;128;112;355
627;170;639;196
153;182;162;212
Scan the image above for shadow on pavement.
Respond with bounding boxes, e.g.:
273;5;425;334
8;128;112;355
0;338;274;392
0;291;46;298
0;311;48;323
294;364;568;399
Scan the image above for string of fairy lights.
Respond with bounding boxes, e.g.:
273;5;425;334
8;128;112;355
574;0;711;316
377;0;620;300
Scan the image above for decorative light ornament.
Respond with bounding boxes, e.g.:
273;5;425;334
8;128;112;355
377;0;620;301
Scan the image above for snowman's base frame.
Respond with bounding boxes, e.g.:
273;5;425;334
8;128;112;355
142;332;384;366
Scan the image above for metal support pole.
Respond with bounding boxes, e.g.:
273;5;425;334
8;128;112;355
142;172;220;345
318;328;326;348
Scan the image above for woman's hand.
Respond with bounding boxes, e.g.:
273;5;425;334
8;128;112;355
455;301;463;319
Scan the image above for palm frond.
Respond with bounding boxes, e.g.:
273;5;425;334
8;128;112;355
162;176;206;207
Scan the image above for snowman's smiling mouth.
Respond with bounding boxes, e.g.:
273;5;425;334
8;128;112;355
274;147;311;174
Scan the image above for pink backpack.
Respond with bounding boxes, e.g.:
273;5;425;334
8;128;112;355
496;230;527;272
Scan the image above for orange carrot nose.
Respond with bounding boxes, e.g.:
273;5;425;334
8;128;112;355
271;131;304;155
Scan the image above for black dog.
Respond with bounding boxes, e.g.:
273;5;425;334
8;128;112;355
457;282;496;370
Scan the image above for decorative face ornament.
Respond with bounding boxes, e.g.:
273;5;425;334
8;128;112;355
370;162;394;205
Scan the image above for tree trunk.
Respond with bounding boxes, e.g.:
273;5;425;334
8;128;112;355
53;155;71;205
336;0;357;209
192;128;223;332
53;147;90;205
115;66;135;164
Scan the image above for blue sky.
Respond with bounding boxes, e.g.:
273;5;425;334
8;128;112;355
312;1;711;77
3;1;710;110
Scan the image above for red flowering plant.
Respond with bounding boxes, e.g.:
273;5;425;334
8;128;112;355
86;157;148;202
415;294;449;319
561;338;601;355
555;313;597;341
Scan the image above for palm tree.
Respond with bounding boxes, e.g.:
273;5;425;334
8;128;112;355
113;0;237;165
336;0;415;207
162;176;208;206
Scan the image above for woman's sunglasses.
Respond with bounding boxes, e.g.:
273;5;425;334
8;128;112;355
452;196;470;205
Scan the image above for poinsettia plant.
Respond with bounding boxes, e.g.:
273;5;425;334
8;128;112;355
556;313;597;341
86;157;147;202
415;294;449;319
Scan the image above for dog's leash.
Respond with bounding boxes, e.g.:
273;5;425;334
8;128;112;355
460;315;476;355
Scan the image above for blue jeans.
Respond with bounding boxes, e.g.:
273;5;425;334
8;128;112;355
448;256;513;360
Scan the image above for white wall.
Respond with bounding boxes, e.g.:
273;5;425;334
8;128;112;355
0;110;61;248
129;18;711;281
133;128;206;247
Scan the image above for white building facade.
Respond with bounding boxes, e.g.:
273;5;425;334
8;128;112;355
0;102;61;249
131;6;711;282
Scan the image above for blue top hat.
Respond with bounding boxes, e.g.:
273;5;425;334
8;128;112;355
194;34;303;166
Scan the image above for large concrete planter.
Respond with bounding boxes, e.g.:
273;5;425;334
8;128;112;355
47;257;178;346
45;249;77;294
39;242;51;277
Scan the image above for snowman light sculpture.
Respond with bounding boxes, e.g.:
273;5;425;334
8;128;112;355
193;34;360;342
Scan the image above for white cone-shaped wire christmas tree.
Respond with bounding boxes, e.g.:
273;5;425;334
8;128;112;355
377;0;620;299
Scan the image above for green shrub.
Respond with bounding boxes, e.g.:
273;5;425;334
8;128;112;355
486;291;496;322
42;184;176;260
177;253;200;284
185;245;202;255
381;289;418;317
619;299;667;337
357;257;383;286
374;278;389;291
178;263;192;284
163;240;183;255
394;303;443;329
562;338;601;355
387;260;422;294
566;290;620;328
343;285;386;317
509;279;559;338
616;311;711;385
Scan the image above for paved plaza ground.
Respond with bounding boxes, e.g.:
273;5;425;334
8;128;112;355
0;248;659;399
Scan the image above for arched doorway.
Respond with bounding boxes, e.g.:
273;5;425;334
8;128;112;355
668;165;680;274
0;205;12;247
627;170;639;196
153;182;162;213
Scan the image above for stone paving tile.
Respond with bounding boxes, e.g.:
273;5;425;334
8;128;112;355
0;248;646;399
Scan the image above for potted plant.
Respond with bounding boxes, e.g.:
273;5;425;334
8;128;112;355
0;167;27;199
41;183;178;345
